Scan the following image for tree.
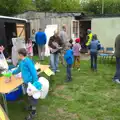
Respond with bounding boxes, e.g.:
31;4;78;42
34;0;81;12
50;0;81;12
35;0;52;11
81;0;120;14
0;0;35;16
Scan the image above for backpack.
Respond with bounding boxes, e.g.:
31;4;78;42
97;41;101;50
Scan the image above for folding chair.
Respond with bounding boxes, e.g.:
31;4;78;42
98;47;109;63
106;47;114;63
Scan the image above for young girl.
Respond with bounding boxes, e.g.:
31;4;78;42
26;39;33;59
73;38;81;71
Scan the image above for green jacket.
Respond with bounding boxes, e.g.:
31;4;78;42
114;34;120;57
86;33;93;46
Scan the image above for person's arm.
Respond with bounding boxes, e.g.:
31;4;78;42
58;37;63;47
86;35;90;46
26;60;38;82
12;64;21;75
44;33;47;44
59;31;63;41
48;37;56;49
79;44;82;51
26;43;32;48
35;33;37;43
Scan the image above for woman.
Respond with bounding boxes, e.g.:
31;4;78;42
30;29;37;55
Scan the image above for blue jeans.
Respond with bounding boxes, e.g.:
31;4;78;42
114;57;120;80
50;53;59;73
90;52;97;70
67;64;72;81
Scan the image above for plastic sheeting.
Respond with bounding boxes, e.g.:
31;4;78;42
45;25;58;56
0;52;8;71
12;37;26;66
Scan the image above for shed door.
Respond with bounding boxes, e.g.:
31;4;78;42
16;24;25;39
71;20;79;41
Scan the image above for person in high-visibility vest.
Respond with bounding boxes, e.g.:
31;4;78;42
86;29;93;46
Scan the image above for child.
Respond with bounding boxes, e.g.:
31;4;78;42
64;44;74;82
88;34;101;71
73;38;81;71
26;39;33;59
12;48;41;120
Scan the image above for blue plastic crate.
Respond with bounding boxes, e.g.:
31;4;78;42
5;86;23;101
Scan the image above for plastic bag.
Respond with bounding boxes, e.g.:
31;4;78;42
0;52;8;70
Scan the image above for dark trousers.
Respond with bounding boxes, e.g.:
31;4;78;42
67;64;72;81
90;52;97;70
114;57;120;80
24;84;38;110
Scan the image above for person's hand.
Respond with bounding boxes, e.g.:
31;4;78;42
85;52;90;56
5;77;11;83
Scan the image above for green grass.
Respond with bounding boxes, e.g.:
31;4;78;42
6;57;120;120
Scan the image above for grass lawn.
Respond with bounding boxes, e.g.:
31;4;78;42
6;57;120;120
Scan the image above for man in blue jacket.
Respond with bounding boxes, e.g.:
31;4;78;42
35;28;47;61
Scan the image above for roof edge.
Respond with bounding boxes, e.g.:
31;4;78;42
0;15;27;22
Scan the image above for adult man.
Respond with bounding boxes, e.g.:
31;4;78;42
86;29;93;47
59;25;68;65
60;25;68;44
113;34;120;83
35;28;47;61
48;30;63;74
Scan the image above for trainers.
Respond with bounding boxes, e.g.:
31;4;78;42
24;106;32;111
65;79;72;82
56;70;60;73
52;72;55;76
115;79;120;84
25;112;37;120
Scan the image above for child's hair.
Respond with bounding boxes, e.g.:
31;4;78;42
18;48;27;56
27;38;32;43
92;34;98;40
69;39;73;44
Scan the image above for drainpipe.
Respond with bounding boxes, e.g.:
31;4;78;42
102;0;104;14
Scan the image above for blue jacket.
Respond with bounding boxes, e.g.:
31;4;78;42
12;57;38;84
64;49;74;65
89;40;101;53
35;32;47;45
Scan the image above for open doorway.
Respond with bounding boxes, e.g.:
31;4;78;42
4;22;17;55
79;21;91;53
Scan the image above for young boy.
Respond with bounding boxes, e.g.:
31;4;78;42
64;44;74;82
12;48;41;120
88;34;101;71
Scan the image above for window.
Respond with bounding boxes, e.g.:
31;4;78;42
71;20;79;40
